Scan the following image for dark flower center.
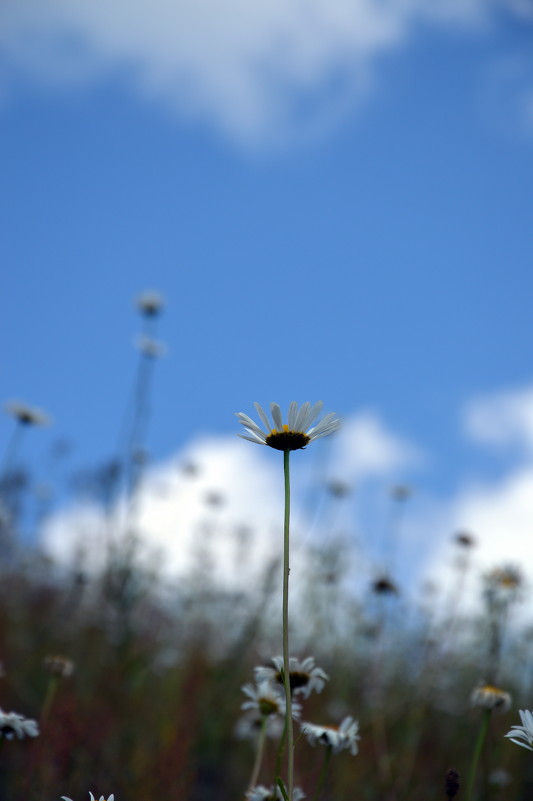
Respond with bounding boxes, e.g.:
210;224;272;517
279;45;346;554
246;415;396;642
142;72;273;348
265;430;310;451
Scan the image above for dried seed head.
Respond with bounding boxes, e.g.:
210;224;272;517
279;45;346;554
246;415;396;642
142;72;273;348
445;768;460;798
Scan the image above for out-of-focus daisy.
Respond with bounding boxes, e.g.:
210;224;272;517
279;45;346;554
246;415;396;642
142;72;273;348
246;785;305;801
241;681;301;718
455;532;476;548
236;402;341;451
505;709;533;751
44;655;75;678
136;290;164;316
255;656;328;699
483;565;524;607
234;711;284;741
5;401;50;427
0;709;39;740
301;716;360;755
372;575;399;595
61;795;114;801
470;684;512;713
135;335;167;358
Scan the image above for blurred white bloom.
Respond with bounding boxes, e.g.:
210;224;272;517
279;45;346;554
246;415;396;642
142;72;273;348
241;680;300;718
44;655;75;678
255;655;328;698
301;716;360;755
136;290;164;316
135;335;167;358
61;795;114;801
483;565;524;608
0;709;39;740
236;402;341;451
505;710;533;751
471;684;512;713
234;711;284;741
246;785;305;801
5;401;50;427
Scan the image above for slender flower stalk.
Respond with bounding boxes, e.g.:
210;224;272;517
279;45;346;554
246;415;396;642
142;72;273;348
466;708;491;801
248;717;268;791
282;449;294;801
310;745;332;801
236;402;341;801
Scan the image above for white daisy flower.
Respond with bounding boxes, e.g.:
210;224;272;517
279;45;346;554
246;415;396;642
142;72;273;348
135;335;167;358
0;709;39;740
246;784;305;801
241;681;302;718
61;795;114;801
470;684;512;713
136;290;164;316
505;710;533;751
255;656;329;699
236;402;341;451
301;716;360;755
5;401;50;427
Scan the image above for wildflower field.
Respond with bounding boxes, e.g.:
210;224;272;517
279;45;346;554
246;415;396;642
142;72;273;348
1;298;533;801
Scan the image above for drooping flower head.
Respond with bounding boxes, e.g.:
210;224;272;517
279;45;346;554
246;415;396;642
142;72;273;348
301;716;360;755
505;709;533;751
236;402;341;451
0;709;39;740
136;290;164;317
470;683;512;713
255;656;329;699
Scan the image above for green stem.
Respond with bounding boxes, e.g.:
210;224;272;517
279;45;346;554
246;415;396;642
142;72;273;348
248;717;268;791
310;746;332;801
466;709;491;801
282;449;294;801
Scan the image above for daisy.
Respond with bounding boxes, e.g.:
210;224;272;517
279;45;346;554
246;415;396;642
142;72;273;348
5;401;50;427
236;402;341;451
0;710;39;740
255;656;329;699
137;290;164;316
234;711;284;741
61;795;114;801
505;709;533;751
241;681;301;718
470;684;512;713
301;716;360;755
246;785;305;801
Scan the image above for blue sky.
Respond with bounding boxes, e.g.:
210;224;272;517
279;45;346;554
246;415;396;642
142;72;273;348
2;0;533;594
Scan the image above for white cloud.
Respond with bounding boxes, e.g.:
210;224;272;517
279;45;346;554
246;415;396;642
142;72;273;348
0;0;524;145
422;384;533;617
41;412;418;588
464;385;533;452
332;410;421;480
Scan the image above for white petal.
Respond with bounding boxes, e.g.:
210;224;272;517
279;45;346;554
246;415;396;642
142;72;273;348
288;401;298;430
238;433;266;445
253;403;272;433
302;401;324;431
294;402;311;431
270;403;283;432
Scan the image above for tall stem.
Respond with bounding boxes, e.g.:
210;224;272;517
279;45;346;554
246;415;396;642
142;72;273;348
282;449;294;801
248;717;268;791
466;708;491;801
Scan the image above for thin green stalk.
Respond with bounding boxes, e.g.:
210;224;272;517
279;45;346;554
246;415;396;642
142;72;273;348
310;745;332;801
248;717;268;791
282;449;294;801
466;709;491;801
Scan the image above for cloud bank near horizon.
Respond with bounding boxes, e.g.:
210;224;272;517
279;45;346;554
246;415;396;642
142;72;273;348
1;0;531;146
41;389;533;620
